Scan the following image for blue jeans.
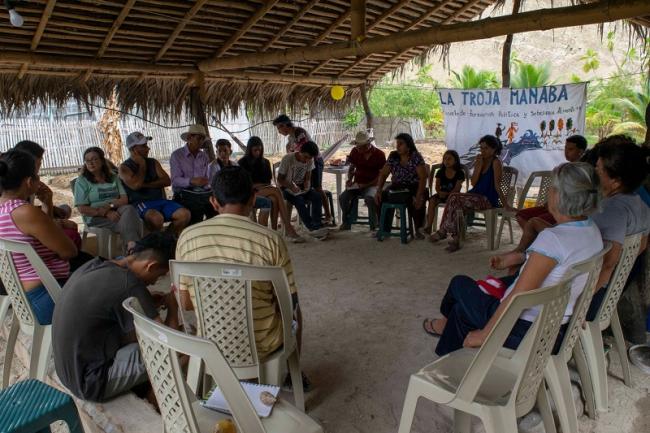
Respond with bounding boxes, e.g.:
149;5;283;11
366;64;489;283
435;275;566;356
283;188;322;230
25;284;56;325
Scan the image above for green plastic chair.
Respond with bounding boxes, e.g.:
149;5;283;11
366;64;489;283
377;203;413;244
0;379;84;433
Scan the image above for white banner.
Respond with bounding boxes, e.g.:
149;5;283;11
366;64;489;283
438;83;587;185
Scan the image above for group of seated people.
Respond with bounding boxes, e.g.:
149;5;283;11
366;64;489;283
0;118;648;416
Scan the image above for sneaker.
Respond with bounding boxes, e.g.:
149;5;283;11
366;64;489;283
282;372;313;393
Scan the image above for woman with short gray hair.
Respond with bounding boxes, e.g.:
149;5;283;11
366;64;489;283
423;162;604;356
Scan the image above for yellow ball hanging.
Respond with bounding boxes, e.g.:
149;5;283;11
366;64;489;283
330;85;345;101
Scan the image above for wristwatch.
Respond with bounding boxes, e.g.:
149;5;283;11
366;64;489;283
109;203;116;210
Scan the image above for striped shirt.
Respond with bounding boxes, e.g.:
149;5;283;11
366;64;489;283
176;213;297;360
0;199;70;282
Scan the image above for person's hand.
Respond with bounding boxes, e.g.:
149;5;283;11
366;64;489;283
374;190;382;206
106;210;120;222
190;177;209;187
56;219;78;230
415;195;425;210
35;182;53;206
474;154;483;169
130;150;145;165
464;329;487;348
490;251;522;270
346;179;354;188
290;183;301;193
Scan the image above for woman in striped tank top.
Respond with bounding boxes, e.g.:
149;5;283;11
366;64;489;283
0;150;77;325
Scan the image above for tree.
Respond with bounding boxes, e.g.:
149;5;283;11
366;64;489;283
609;79;650;140
449;65;500;89
510;61;553;88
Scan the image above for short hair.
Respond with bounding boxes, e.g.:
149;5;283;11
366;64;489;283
272;114;293;127
479;134;502;156
211;166;253;206
0;150;36;191
300;141;319;157
216;138;231;148
566;135;587;151
596;135;648;193
552;162;599;217
15;140;45;159
132;232;176;267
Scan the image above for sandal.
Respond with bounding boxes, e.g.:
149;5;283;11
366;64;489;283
429;231;445;243
422;318;443;337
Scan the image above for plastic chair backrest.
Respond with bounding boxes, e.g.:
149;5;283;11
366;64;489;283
0;238;62;330
170;261;294;376
500;166;519;207
596;233;643;326
123;297;267;433
453;276;573;415
557;243;611;361
517;171;553;209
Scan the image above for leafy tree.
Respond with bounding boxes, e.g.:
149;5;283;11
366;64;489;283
510;61;553;88
580;49;600;73
449;65;500;89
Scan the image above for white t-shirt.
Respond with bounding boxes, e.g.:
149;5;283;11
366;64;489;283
278;153;314;186
503;219;603;323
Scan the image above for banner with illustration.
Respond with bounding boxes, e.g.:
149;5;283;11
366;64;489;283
438;83;587;185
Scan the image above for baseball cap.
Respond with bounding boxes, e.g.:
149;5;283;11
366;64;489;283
126;132;152;149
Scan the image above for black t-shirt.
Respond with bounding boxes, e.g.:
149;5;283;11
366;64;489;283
121;157;165;203
435;167;465;193
238;156;273;185
52;258;158;401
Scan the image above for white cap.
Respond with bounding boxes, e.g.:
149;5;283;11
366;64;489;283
351;130;373;146
126;132;152;149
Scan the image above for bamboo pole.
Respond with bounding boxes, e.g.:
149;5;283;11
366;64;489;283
214;0;280;57
350;0;366;42
501;0;521;88
31;0;57;50
206;71;364;85
154;0;210;62
199;0;650;72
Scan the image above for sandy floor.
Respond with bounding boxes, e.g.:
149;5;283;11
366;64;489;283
13;142;650;432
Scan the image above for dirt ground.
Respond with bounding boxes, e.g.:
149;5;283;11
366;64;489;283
24;142;650;432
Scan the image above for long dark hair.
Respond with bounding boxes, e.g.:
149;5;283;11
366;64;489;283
82;147;114;184
443;149;461;171
245;136;264;159
479;134;502;156
395;133;418;155
0;149;36;192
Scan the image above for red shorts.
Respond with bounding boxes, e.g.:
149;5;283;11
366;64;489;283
516;206;556;225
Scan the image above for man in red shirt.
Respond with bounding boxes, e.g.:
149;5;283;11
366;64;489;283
338;131;386;231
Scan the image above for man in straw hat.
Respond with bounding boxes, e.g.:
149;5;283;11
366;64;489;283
170;124;216;225
119;132;191;236
338;131;386;231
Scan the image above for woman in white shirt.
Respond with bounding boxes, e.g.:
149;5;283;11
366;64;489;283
423;162;603;356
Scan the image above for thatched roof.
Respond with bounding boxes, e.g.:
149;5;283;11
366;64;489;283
0;0;648;119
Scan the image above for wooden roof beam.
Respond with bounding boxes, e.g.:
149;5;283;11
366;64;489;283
31;0;57;51
262;0;319;51
154;0;209;62
214;0;281;57
200;0;650;72
97;0;137;58
350;0;366;41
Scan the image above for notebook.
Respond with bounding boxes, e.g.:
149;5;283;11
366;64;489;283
202;381;280;418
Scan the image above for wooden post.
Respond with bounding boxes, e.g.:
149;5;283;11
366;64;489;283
645;101;649;147
188;73;215;161
351;0;366;42
501;0;521;88
360;82;373;131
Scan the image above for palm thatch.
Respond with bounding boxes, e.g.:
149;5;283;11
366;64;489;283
0;0;647;119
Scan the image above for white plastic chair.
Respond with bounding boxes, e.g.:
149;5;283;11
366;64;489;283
70;178;118;259
427;163;470;230
0;237;62;388
123;297;322;433
541;244;610;433
397;276;574;433
459;166;518;250
170;261;305;411
574;233;642;416
495;170;552;249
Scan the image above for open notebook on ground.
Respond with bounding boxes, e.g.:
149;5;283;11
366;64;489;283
202;381;281;418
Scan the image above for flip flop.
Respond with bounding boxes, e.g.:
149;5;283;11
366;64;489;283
422;318;442;337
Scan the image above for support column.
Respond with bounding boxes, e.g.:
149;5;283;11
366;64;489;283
351;0;366;42
501;0;521;88
188;72;215;161
360;82;373;132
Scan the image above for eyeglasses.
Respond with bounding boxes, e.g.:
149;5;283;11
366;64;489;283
84;157;100;164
